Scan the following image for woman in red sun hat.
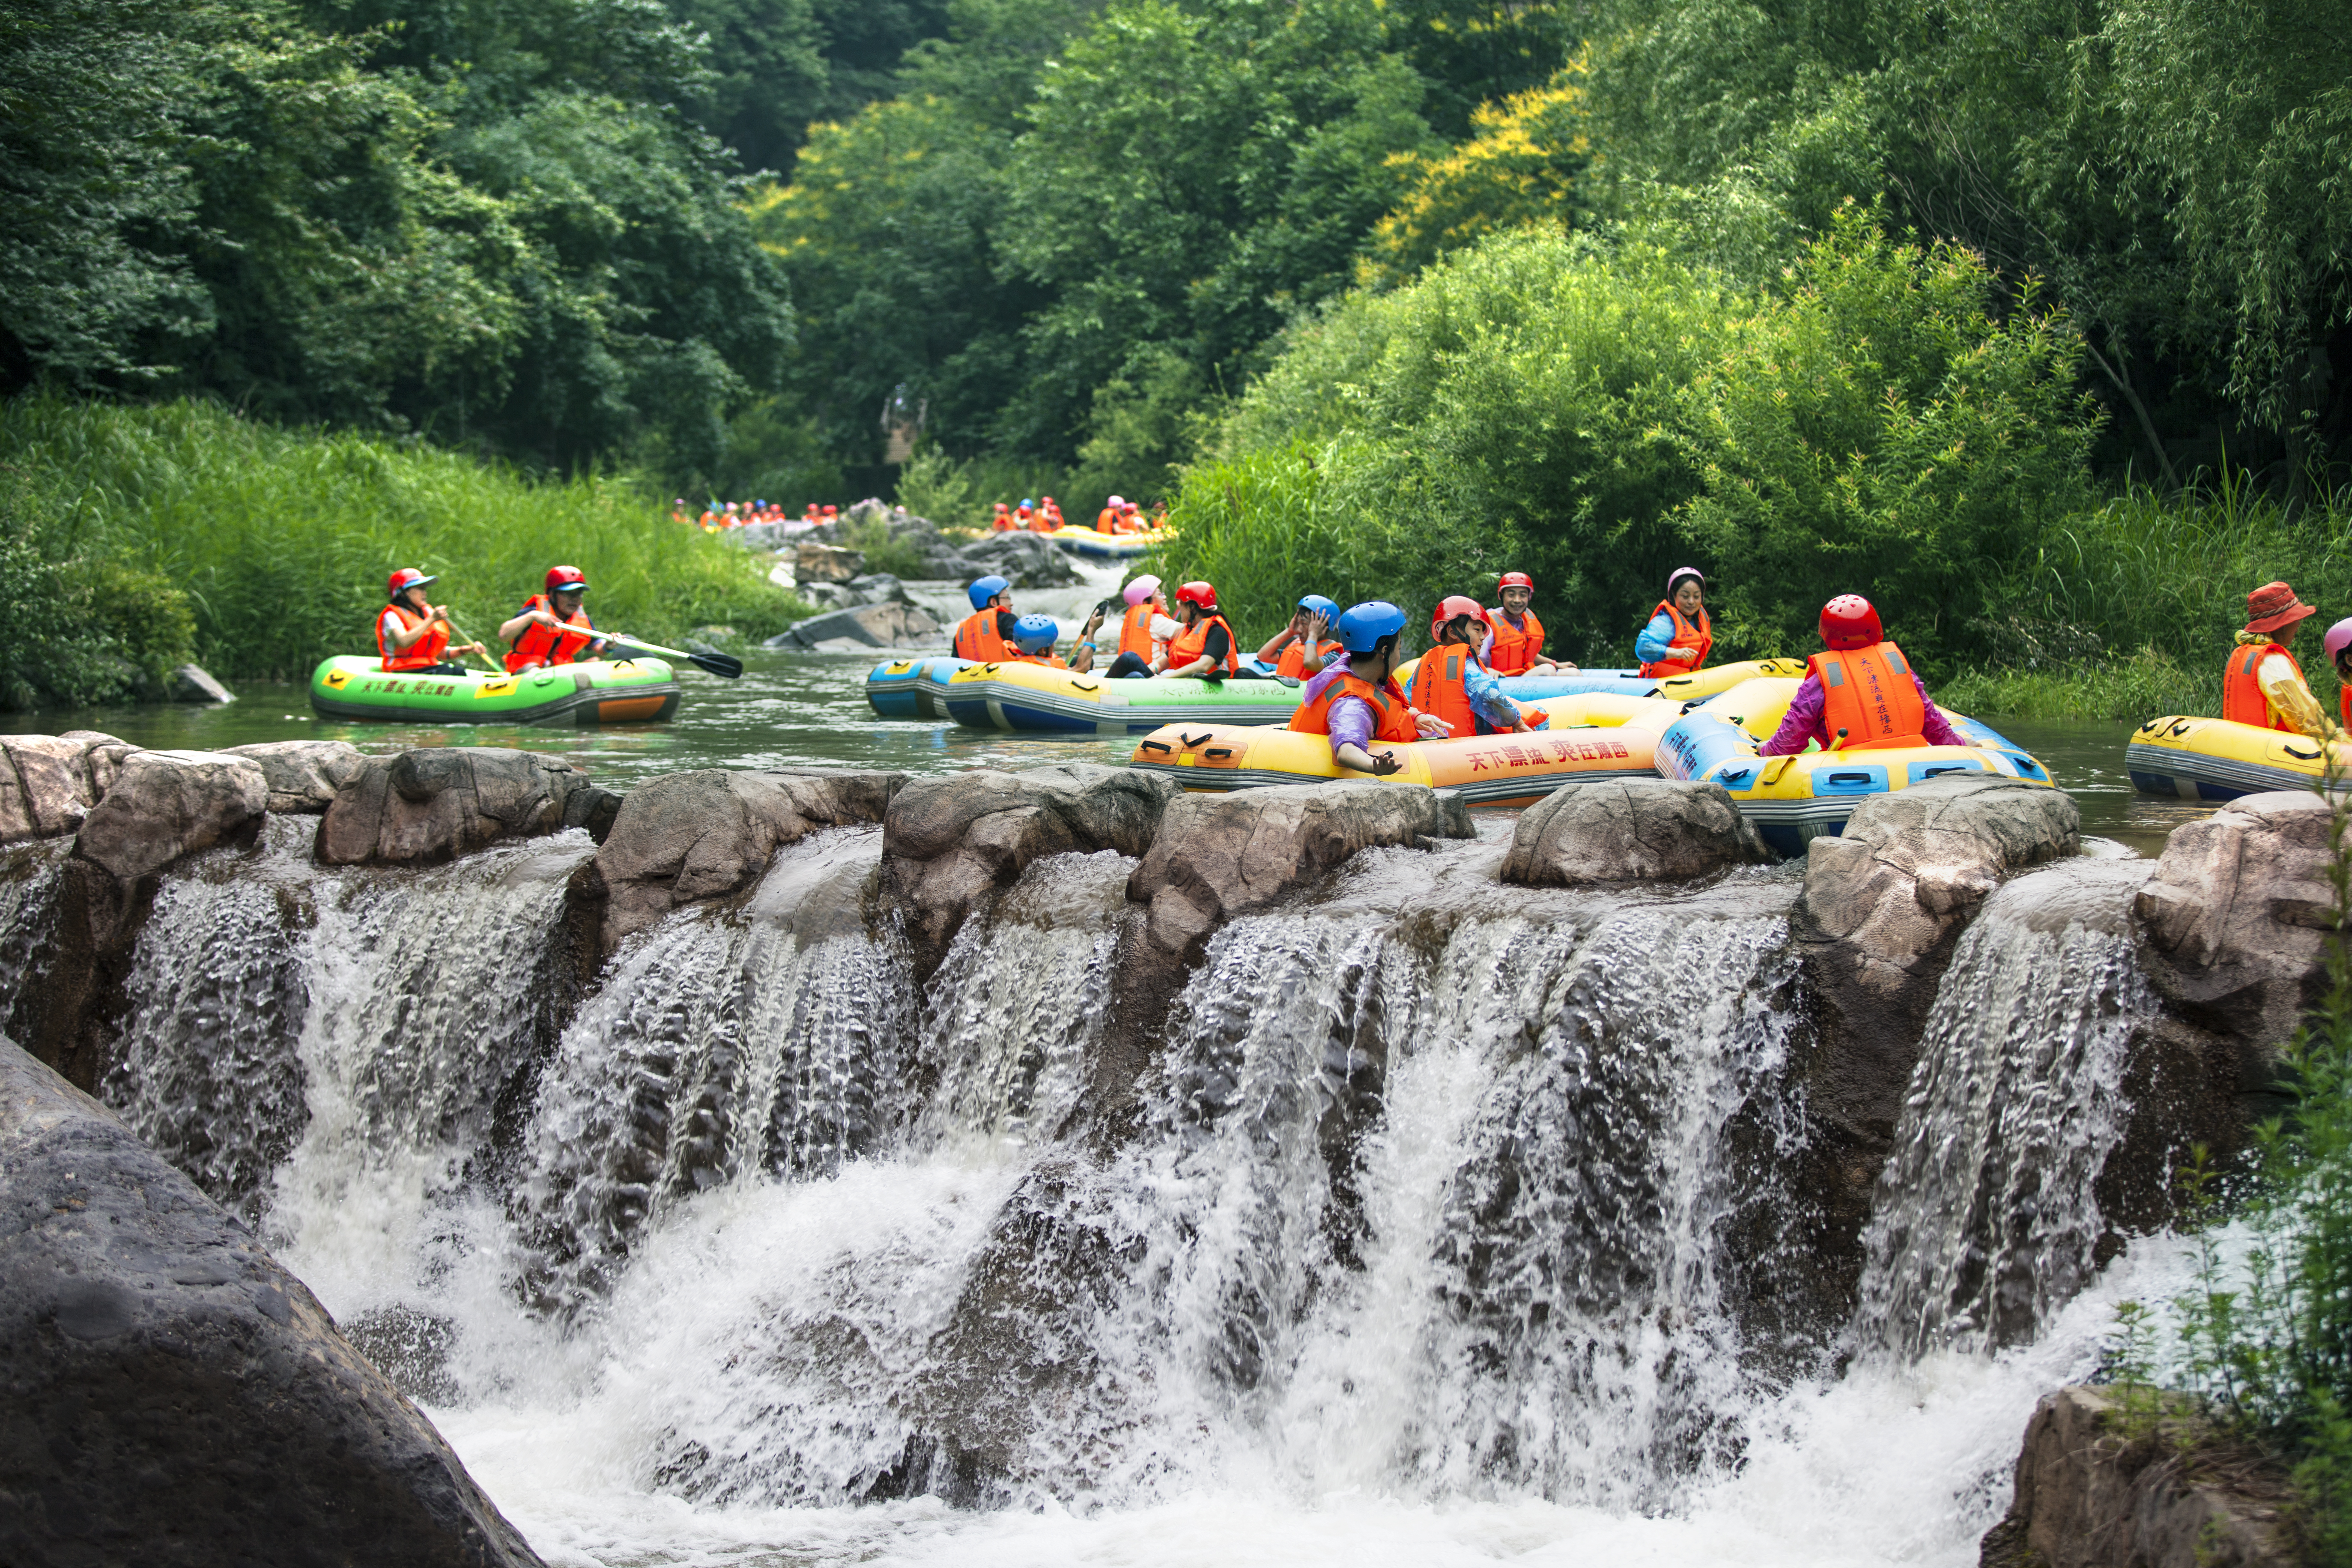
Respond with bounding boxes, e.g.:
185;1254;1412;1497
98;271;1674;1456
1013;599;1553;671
2224;581;2338;738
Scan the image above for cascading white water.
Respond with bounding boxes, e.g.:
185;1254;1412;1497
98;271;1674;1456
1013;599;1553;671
1852;859;2160;1358
6;815;2213;1567
0;836;70;1035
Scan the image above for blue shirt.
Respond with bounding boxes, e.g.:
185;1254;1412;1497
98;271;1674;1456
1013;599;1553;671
1457;654;1526;732
1634;611;1678;665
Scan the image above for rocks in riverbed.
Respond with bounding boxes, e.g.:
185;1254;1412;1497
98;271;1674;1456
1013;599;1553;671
167;662;234;704
572;767;907;953
954;530;1080;588
1501;778;1769;885
796;541;866;583
1981;1387;2289;1568
1796;776;2080;1146
883;764;1178;977
317;747;619;866
223;738;367;814
0;732;137;845
0;1037;544;1568
766;599;943;650
2134;790;2337;1051
73;750;270;884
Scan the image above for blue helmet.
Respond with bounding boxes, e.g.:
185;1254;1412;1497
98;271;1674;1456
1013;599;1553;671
1336;600;1407;654
1298;594;1339;620
967;575;1011;610
1012;614;1059;654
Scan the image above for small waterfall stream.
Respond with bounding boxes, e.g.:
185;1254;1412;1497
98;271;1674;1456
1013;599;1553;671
0;820;2205;1565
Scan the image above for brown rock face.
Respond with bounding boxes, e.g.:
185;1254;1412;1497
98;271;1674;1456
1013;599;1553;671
795;541;866;583
882;765;1179;977
1797;777;2081;1146
572;768;907;954
316;747;619;866
1501;778;1769;886
2134;790;2337;1050
0;1038;545;1568
0;733;137;845
1982;1387;2289;1568
73;750;270;884
223;739;368;814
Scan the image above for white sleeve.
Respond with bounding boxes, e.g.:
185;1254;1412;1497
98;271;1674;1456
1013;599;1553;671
1151;614;1182;643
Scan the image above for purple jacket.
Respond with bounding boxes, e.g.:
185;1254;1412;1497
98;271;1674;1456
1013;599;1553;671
1758;671;1963;756
1298;660;1378;757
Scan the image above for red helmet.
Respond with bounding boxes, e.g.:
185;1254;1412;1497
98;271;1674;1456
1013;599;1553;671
1498;571;1534;592
546;564;588;594
1430;594;1486;638
1175;581;1218;612
388;567;436;600
1820;594;1882;650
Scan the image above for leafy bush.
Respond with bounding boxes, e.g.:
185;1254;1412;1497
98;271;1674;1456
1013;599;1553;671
0;397;812;683
0;471;194;709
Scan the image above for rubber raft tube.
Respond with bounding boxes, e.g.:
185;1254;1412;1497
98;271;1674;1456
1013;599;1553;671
1657;677;2052;854
1128;693;1681;808
2125;714;2347;801
308;655;682;726
1043;525;1173;559
864;656;1304;733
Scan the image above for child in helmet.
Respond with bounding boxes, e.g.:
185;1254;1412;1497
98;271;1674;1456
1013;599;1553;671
1287;601;1451;773
378;569;487;673
500;566;607;673
1414;597;1547;736
1485;571;1571;675
1758;595;1963;756
1257;594;1344;679
1008;614;1069;667
1157;582;1239;679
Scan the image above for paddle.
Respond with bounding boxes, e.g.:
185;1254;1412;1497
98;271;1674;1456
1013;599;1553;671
598;634;744;680
441;620;508;678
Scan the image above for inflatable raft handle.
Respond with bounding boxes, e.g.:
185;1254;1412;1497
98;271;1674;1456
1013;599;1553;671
1181;731;1214;747
1140;740;1173;755
2286;741;2323;761
2168;720;2194;737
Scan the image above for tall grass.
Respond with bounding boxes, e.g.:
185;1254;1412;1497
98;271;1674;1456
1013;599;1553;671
1;397;812;682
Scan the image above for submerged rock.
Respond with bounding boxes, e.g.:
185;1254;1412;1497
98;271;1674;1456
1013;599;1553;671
883;764;1177;977
2134;790;2336;1050
317;747;617;866
574;767;907;953
766;600;943;650
1981;1387;2289;1568
1501;777;1769;885
224;738;367;814
168;663;235;704
0;1037;544;1568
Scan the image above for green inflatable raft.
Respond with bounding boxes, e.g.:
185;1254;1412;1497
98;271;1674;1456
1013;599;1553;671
308;655;683;726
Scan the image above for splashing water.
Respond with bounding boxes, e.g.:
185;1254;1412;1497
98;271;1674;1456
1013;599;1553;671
0;836;71;1036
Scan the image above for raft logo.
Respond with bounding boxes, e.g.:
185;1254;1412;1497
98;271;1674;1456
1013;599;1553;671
323;669;351;690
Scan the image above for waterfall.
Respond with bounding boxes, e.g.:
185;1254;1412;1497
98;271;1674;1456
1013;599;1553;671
0;836;70;1036
1851;860;2159;1357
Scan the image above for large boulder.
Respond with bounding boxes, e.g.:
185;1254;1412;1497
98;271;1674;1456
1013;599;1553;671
317;747;619;867
223;739;368;814
795;541;866;584
572;768;907;954
0;733;137;846
0;1038;544;1568
1980;1388;2288;1568
73;750;270;884
952;531;1081;588
1501;778;1770;885
882;765;1179;976
767;600;944;651
1796;777;2080;1146
167;663;235;704
2134;791;2336;1049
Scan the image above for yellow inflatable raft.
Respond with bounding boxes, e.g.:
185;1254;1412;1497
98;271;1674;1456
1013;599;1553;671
2125;715;2349;800
1127;693;1680;807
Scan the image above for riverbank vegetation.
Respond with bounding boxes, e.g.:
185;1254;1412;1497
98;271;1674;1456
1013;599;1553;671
0;398;806;704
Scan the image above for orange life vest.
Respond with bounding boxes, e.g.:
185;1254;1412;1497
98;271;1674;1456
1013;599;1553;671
954;609;1017;663
1118;602;1159;660
1011;652;1068;669
1095;508;1118;533
1025;512;1054;534
1485;607;1546;675
378;603;450;672
1410;643;1487;738
506;594;597;673
1639;600;1712;680
1288;668;1420;743
1809;641;1928;750
991;511;1016;532
2341;683;2349;730
1167;612;1238;676
1274;637;1343;680
2222;640;2301;731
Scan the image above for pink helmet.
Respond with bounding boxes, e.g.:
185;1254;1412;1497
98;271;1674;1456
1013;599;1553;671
1122;574;1162;607
2326;618;2352;663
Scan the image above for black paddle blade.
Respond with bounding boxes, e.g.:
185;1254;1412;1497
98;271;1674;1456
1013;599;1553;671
685;649;744;679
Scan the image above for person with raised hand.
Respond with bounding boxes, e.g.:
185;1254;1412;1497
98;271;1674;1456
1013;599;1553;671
1258;594;1343;679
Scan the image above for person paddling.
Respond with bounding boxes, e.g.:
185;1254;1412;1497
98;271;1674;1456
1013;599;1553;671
500;566;607;673
1258;594;1343;678
1286;601;1449;773
1636;567;1712;678
953;575;1019;661
1485;571;1571;675
2225;582;2338;739
378;568;485;673
1414;596;1547;736
1759;595;1963;756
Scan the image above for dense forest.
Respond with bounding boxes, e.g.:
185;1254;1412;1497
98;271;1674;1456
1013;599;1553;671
5;0;2352;699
